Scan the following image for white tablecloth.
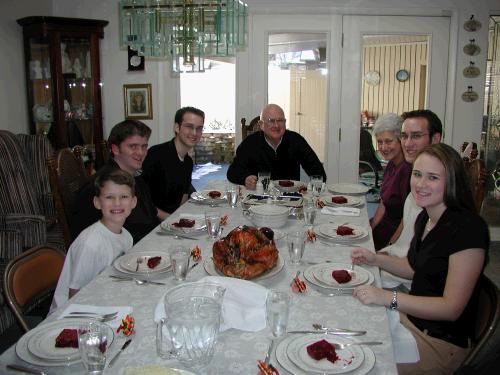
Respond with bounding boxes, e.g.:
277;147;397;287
0;182;400;374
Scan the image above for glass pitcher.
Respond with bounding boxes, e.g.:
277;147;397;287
156;282;226;369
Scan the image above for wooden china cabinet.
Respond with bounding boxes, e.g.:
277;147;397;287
17;16;108;168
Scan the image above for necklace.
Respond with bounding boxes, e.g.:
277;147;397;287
424;218;434;232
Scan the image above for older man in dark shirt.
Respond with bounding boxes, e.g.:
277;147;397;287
227;104;326;189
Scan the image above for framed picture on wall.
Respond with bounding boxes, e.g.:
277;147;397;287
123;83;152;119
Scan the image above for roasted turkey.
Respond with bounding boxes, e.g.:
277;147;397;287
212;226;279;279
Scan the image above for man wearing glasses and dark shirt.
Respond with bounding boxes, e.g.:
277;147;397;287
142;106;205;216
227;104;326;190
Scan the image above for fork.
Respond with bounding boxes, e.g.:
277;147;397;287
69;311;118;319
313;323;355;332
64;313;117;322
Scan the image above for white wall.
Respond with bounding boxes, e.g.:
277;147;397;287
1;0;499;150
0;0;52;134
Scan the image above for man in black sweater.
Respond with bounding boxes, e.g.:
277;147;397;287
70;120;160;244
141;107;205;215
227;104;326;190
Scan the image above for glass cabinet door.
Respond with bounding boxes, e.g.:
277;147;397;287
60;36;95;151
27;36;53;136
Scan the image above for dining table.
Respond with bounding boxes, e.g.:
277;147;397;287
0;180;400;375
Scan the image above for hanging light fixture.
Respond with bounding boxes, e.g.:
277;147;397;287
119;0;248;74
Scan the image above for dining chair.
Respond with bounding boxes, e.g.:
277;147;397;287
47;147;89;248
241;116;261;140
463;158;487;213
3;245;66;332
454;275;500;374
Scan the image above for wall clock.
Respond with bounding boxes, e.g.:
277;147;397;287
396;69;409;82
127;46;144;71
364;70;380;86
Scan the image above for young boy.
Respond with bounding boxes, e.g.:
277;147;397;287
50;168;136;312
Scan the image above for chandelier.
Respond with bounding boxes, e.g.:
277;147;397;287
119;0;248;73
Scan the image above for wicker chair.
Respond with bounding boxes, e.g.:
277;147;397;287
463;158;487;213
47;147;89;249
241;116;261;140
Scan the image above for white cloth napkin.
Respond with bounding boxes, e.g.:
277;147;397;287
154;276;268;332
58;303;133;329
387;309;420;363
321;206;361;216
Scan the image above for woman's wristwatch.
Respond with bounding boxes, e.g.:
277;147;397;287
389;290;398;310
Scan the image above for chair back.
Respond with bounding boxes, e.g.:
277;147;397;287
241;116;261;140
457;275;500;371
3;245;65;332
47;148;88;248
464;158;487;212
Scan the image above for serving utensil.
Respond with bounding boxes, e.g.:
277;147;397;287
6;364;46;375
107;339;132;368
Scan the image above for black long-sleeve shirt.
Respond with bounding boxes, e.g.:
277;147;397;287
227;130;326;185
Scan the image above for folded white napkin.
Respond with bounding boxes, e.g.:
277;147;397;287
321;206;361;216
58;303;133;329
154;276;268;332
387;309;420;363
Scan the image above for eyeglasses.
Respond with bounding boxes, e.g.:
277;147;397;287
400;132;429;141
262;118;286;126
182;123;204;134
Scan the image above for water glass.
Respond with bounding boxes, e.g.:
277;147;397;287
258;171;271;193
287;231;306;265
205;210;221;239
77;322;110;374
225;185;239;208
303;201;317;226
266;290;291;337
310;175;324;196
170;246;190;281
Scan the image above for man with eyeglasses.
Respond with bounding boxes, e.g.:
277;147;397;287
375;109;442;288
142;106;205;215
227;104;326;190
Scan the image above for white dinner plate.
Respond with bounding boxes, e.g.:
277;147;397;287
272;180;306;193
203;254;284;281
160;219;206;234
304;264;375;290
275;334;375;375
312;264;370;288
190;190;227;204
321;195;362;207
26;319;114;363
113;251;171;275
286;334;364;374
328;183;370;195
317;223;368;241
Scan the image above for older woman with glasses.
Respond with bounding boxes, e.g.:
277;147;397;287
370;113;412;250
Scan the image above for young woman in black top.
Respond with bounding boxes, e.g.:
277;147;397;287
351;143;489;375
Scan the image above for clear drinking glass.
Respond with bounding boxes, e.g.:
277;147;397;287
169;246;190;281
266;290;291;337
287;230;306;265
310;175;324;197
205;210;221;239
258;171;271;193
225;184;239;208
302;200;317;226
77;321;110;375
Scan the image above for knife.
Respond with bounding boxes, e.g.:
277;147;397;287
287;330;366;336
156;230;198;240
6;364;46;375
109;275;166;285
107;339;132;368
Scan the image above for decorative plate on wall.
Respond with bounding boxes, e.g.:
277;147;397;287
463;40;481;56
364;70;380;86
396;69;410;82
464;15;482;32
462;87;479;102
463;62;480;78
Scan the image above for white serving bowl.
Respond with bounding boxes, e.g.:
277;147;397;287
245;204;290;228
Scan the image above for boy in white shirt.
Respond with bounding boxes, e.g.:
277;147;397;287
51;168;136;312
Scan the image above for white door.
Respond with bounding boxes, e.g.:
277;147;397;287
339;15;451;183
